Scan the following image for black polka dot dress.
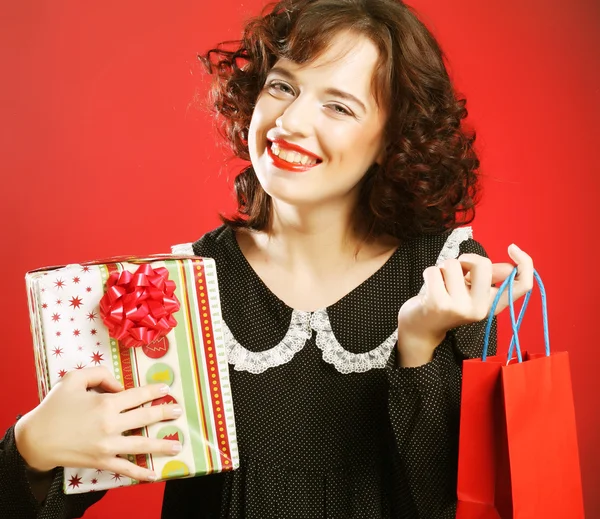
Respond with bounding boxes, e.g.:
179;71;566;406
0;225;496;519
163;226;497;519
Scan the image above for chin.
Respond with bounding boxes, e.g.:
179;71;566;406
261;181;315;207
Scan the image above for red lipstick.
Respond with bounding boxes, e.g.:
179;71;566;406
266;139;322;173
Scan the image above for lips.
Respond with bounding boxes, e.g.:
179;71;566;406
270;139;322;161
266;139;322;173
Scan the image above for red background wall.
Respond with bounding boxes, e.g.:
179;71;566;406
1;0;598;516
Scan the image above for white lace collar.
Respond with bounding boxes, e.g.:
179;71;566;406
172;227;472;374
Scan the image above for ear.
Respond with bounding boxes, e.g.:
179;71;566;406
374;134;388;165
374;147;386;166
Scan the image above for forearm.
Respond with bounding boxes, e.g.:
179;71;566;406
26;467;56;504
387;336;462;518
15;415;58;503
0;424;44;518
388;313;498;517
395;332;440;368
2;423;107;519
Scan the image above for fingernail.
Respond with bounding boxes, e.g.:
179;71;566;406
171;442;183;454
147;472;158;481
511;243;522;252
172;406;183;418
159;384;170;395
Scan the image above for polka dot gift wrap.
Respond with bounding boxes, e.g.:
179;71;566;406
25;255;239;494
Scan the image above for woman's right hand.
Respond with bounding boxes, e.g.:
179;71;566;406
14;366;182;482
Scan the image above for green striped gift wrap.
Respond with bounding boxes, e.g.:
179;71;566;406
25;255;239;494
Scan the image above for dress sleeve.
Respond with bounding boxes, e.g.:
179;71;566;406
0;424;106;519
386;238;498;519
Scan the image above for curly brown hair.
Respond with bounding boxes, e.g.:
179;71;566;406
199;0;481;242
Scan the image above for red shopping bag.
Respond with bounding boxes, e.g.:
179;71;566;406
456;270;584;518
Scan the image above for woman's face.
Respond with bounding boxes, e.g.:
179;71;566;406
248;32;387;210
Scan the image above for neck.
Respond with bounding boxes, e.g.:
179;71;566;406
261;198;363;272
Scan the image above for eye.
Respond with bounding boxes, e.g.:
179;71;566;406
267;80;295;96
327;104;353;117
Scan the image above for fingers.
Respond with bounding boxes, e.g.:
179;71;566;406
99;456;158;482
61;366;124;394
508;244;534;293
114;436;183;458
491;263;515;285
425;254;495;324
438;259;468;297
422;265;449;304
91;436;183;482
112;383;171;413
97;376;125;394
117;404;183;431
491;245;533;290
489;244;534;315
457;254;493;309
424;255;490;303
414;244;535;333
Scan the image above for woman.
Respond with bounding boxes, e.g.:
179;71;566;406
1;0;533;517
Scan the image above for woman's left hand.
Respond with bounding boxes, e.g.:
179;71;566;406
396;244;534;367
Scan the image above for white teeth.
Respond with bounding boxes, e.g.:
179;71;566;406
269;142;318;165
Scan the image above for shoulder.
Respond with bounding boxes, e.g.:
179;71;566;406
191;225;233;257
170;225;236;260
407;226;488;266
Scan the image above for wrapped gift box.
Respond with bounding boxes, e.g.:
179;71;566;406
25;255;239;494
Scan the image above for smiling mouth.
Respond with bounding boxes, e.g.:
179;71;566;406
269;142;320;166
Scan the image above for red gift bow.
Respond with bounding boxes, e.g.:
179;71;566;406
99;264;181;348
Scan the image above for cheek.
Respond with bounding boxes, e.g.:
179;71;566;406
248;115;258;151
322;125;375;164
248;106;262;143
248;98;274;149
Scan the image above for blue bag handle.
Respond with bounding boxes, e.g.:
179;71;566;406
482;267;550;363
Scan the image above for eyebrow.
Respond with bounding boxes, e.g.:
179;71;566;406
267;66;368;113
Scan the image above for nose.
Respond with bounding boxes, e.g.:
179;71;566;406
275;94;314;137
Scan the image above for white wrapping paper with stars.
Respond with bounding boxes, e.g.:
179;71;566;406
25;255;239;494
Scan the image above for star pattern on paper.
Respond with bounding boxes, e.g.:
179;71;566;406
90;351;104;365
68;474;82;489
69;296;83;309
38;262;137;482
